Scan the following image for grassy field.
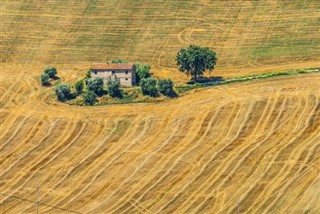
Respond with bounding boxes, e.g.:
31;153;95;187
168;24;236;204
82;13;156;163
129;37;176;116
1;0;319;79
1;0;320;213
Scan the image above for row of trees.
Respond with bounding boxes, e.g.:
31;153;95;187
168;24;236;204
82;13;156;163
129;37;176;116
140;78;174;97
54;78;120;105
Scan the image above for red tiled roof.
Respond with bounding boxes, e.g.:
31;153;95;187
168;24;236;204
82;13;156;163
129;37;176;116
91;63;135;70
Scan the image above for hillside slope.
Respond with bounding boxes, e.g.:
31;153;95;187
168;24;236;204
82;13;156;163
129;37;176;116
1;73;320;213
1;1;320;213
1;0;319;78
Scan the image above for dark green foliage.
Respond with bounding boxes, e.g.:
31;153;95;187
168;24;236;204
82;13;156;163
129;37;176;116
87;77;104;95
44;66;57;78
86;70;91;79
55;84;71;101
158;79;174;96
107;80;121;98
74;80;84;95
176;45;217;81
40;74;50;85
135;63;151;84
111;59;128;64
140;78;158;97
82;90;97;105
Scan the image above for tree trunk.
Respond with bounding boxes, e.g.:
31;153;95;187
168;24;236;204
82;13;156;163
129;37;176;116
194;72;197;82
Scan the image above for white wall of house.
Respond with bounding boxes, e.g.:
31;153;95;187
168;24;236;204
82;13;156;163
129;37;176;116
91;69;136;86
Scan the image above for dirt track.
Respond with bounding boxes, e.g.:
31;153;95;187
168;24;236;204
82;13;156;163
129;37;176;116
1;72;319;213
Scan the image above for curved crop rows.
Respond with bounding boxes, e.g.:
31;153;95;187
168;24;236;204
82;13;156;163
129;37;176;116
1;0;319;79
1;0;320;213
1;72;319;213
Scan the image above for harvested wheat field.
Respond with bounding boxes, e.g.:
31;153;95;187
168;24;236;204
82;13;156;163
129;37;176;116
1;0;320;213
1;72;320;213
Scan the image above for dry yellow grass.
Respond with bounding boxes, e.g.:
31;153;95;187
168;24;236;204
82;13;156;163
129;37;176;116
1;0;320;213
1;64;320;213
1;0;319;80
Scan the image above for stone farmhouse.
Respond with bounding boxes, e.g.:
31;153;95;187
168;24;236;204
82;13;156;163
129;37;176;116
90;63;136;86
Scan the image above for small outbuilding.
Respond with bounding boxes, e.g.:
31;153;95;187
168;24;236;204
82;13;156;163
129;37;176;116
90;63;136;86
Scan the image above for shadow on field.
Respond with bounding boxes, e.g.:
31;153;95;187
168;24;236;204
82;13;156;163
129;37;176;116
187;76;224;84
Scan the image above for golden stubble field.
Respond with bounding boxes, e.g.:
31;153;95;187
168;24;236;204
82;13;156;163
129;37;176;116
1;0;320;213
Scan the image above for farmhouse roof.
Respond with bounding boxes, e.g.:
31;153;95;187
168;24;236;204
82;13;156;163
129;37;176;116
91;63;135;70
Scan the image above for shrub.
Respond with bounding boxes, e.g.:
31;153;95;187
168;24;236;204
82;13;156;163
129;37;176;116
111;59;128;64
194;82;201;87
55;84;71;101
107;80;121;98
86;70;91;79
40;74;50;85
140;78;158;97
158;79;174;96
135;63;151;84
87;77;104;95
44;66;57;78
82;90;97;105
74;80;84;95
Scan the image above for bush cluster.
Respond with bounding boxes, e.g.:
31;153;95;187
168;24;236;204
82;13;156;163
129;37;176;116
107;80;121;98
87;77;104;95
82;90;97;105
140;78;175;97
44;66;57;78
55;85;71;101
40;66;58;86
135;63;151;84
158;79;174;96
40;74;50;85
140;78;158;97
74;80;84;95
50;62;176;105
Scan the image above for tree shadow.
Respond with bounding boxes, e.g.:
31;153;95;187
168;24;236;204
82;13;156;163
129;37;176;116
187;76;224;85
41;82;52;87
166;90;178;98
69;92;77;99
97;89;108;97
52;76;61;80
110;90;123;99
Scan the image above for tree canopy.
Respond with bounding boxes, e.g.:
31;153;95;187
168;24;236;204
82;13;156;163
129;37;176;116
158;79;174;96
44;66;57;78
107;80;121;98
74;80;84;95
55;84;71;101
135;63;151;84
40;74;50;86
87;77;104;95
82;90;97;105
140;78;158;97
176;45;217;81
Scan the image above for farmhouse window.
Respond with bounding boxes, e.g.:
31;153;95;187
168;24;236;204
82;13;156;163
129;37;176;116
112;70;115;74
125;70;128;74
125;78;128;80
94;70;97;74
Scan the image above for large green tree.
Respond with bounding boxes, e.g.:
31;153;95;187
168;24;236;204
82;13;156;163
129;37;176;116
176;45;217;81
